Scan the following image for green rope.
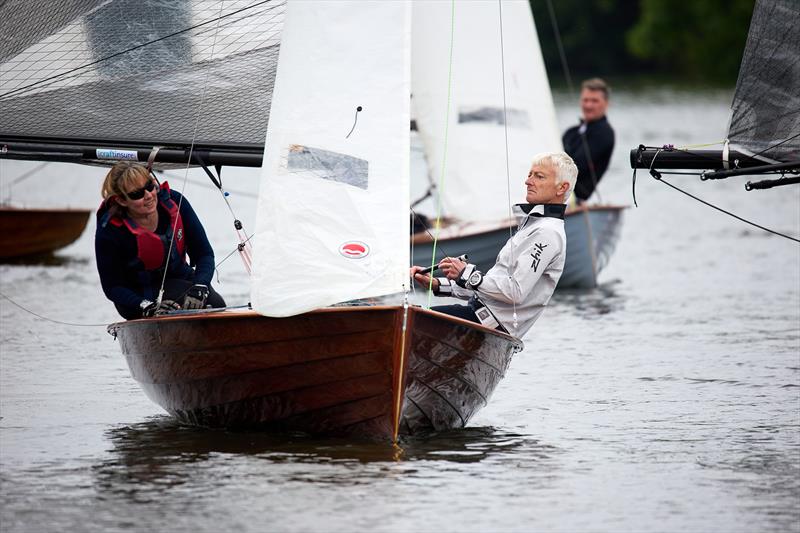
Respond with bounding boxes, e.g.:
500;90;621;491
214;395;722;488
427;0;456;309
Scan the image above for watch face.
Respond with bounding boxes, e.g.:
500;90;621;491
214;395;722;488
468;271;482;286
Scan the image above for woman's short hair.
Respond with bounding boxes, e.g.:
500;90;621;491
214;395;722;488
101;161;151;201
531;151;579;204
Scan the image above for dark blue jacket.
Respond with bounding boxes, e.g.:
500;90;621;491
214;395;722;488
562;116;615;201
95;186;215;318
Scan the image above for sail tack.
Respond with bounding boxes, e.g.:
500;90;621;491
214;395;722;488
728;0;800;163
251;0;411;317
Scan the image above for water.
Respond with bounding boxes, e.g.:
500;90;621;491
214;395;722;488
1;88;799;532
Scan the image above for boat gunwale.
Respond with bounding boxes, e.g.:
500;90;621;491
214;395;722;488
108;305;523;347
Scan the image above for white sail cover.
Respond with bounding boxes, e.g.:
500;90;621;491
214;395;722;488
412;0;560;222
251;0;410;317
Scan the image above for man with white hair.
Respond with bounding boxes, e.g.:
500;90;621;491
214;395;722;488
410;151;578;338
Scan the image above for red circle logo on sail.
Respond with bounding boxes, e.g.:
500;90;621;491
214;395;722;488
339;241;370;259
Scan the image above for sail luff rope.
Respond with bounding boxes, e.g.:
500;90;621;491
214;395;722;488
425;0;456;310
0;0;278;100
497;0;518;329
156;0;228;307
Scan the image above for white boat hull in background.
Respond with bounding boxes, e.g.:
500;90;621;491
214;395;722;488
412;205;625;290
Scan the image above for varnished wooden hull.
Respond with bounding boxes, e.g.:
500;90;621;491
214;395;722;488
411;205;624;289
109;306;522;440
0;207;91;259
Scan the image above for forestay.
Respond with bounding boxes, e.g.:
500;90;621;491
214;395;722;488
727;0;800;164
411;0;560;223
251;0;411;317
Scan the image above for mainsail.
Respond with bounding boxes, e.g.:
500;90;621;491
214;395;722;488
411;0;560;222
250;0;411;317
0;0;285;165
727;0;800;164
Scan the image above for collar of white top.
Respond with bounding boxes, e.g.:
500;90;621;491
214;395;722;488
513;203;566;219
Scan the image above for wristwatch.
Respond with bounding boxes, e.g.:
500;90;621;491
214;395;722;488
466;270;483;290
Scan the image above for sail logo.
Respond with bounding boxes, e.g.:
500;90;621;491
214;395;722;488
339;241;370;259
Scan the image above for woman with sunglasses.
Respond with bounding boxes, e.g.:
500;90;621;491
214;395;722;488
95;161;225;319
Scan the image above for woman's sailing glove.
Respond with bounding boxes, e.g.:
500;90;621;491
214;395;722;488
140;298;182;317
183;284;209;309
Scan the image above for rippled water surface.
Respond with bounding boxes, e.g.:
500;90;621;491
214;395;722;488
1;88;799;532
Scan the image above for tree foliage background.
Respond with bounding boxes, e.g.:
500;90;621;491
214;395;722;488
530;0;756;85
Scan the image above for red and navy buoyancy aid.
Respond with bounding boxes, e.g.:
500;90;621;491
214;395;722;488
103;182;187;293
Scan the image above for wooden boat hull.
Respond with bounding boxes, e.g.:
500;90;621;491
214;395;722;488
0;207;91;259
411;205;624;289
109;306;522;440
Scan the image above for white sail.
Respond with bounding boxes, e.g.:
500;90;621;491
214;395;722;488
412;0;560;222
251;0;410;317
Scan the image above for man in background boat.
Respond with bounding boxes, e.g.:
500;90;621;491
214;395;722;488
409;152;578;338
95;161;225;319
562;78;615;204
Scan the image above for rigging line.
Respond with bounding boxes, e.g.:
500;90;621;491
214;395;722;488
651;175;800;244
160;171;258;198
0;0;278;100
157;1;228;306
544;0;600;201
215;232;256;269
0;291;108;327
497;0;517;328
410;207;454;258
544;0;574;96
1;161;49;188
426;0;456;309
743;131;800;163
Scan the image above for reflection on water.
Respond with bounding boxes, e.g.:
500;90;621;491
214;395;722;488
550;280;625;318
96;416;550;484
0;253;90;267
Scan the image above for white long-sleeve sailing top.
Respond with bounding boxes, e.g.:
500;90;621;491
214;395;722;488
441;204;566;338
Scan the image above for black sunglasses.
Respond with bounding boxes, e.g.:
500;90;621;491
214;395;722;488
125;179;157;200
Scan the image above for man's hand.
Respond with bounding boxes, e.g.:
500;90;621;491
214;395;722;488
438;256;467;280
410;266;440;292
183;284;209;309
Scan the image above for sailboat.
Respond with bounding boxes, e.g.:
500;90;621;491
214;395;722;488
631;0;799;195
409;1;624;290
0;0;526;440
0;206;90;259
